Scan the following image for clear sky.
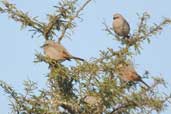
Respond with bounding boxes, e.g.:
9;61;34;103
0;0;171;114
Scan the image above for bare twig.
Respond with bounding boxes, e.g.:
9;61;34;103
103;22;115;36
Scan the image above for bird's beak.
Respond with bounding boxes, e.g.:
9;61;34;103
40;44;48;48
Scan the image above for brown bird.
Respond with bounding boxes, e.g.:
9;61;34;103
112;13;130;38
41;40;84;61
84;95;101;106
118;63;150;88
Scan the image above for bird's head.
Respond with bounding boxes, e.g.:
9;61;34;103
40;40;55;48
113;13;124;20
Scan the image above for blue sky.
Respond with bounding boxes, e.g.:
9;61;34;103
0;0;171;113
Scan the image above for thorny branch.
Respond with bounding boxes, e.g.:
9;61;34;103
0;0;44;34
0;0;93;41
0;81;29;113
110;77;171;114
0;0;171;113
43;16;60;40
57;0;92;43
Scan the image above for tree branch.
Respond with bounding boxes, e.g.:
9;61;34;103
1;0;44;34
57;0;92;43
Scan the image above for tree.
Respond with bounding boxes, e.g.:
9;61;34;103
0;0;171;114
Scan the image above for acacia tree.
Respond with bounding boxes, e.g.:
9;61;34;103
0;0;171;114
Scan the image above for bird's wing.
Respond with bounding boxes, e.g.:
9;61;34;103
122;20;130;37
62;50;71;60
44;46;61;60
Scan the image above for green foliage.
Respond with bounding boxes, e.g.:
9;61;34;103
0;0;171;114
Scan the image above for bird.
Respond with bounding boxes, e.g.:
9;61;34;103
41;40;84;61
118;63;150;89
112;13;130;38
84;95;101;106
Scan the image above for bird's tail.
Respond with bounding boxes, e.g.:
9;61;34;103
140;79;150;89
71;56;85;61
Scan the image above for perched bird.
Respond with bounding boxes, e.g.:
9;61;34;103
41;40;84;61
118;63;150;88
112;13;130;38
84;95;101;106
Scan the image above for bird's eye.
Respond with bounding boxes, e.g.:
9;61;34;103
44;44;49;46
113;17;118;20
